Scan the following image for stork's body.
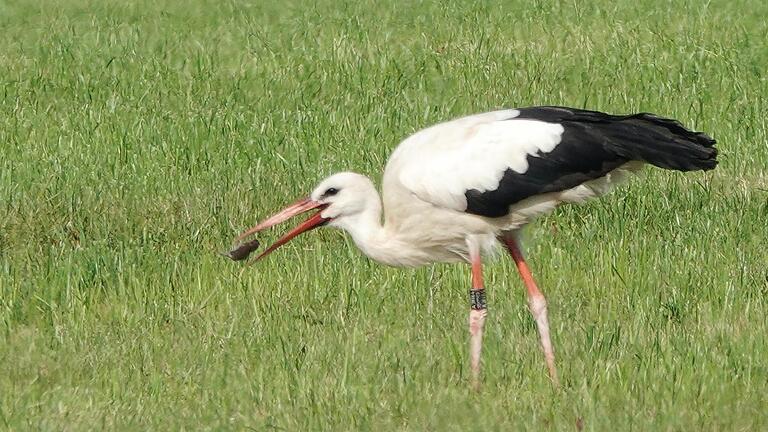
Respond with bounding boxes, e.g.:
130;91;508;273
233;106;717;387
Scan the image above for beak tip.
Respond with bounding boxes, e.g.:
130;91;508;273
231;198;328;267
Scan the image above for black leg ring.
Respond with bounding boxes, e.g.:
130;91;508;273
469;289;487;310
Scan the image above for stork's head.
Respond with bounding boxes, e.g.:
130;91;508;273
229;172;379;262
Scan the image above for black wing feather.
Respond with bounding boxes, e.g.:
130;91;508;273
464;106;717;218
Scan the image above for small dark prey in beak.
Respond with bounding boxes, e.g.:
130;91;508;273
222;238;261;261
224;197;330;265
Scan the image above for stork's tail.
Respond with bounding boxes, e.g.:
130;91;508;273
611;113;718;172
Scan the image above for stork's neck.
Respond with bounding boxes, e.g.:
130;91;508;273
330;191;423;267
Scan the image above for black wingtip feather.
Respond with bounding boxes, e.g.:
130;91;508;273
629;112;718;171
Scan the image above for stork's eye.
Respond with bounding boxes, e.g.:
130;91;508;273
324;187;339;197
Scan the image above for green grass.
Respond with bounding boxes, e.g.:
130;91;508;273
1;0;767;429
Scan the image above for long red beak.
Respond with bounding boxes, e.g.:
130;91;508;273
232;197;330;263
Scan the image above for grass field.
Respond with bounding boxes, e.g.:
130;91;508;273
1;0;767;429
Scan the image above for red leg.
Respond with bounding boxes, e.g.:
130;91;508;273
468;247;488;389
501;235;559;385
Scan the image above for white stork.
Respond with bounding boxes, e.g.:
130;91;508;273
230;106;717;387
